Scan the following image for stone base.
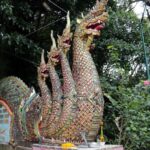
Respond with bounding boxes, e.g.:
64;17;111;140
0;143;123;150
32;144;123;150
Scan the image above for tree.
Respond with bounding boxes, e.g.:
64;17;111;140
93;2;150;85
0;0;102;85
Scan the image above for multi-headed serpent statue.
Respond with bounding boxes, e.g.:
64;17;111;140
0;0;108;145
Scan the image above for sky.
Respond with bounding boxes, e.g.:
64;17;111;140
133;1;149;18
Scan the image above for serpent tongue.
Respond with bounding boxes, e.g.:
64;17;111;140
95;25;104;30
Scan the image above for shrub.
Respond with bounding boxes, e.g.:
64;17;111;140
102;80;150;150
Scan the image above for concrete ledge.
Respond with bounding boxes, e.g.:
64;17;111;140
0;143;123;150
32;144;124;150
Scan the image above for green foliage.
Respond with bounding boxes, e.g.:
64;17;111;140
94;7;150;84
101;78;150;150
0;0;41;57
0;0;42;82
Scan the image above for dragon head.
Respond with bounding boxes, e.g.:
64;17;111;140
21;88;42;140
28;96;42;140
48;30;60;66
38;50;49;80
75;0;108;49
57;11;72;54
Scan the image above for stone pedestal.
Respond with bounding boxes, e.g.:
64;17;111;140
32;144;124;150
0;143;123;150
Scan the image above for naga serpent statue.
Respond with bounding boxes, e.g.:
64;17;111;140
0;0;108;145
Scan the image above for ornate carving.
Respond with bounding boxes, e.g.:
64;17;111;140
0;0;108;144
